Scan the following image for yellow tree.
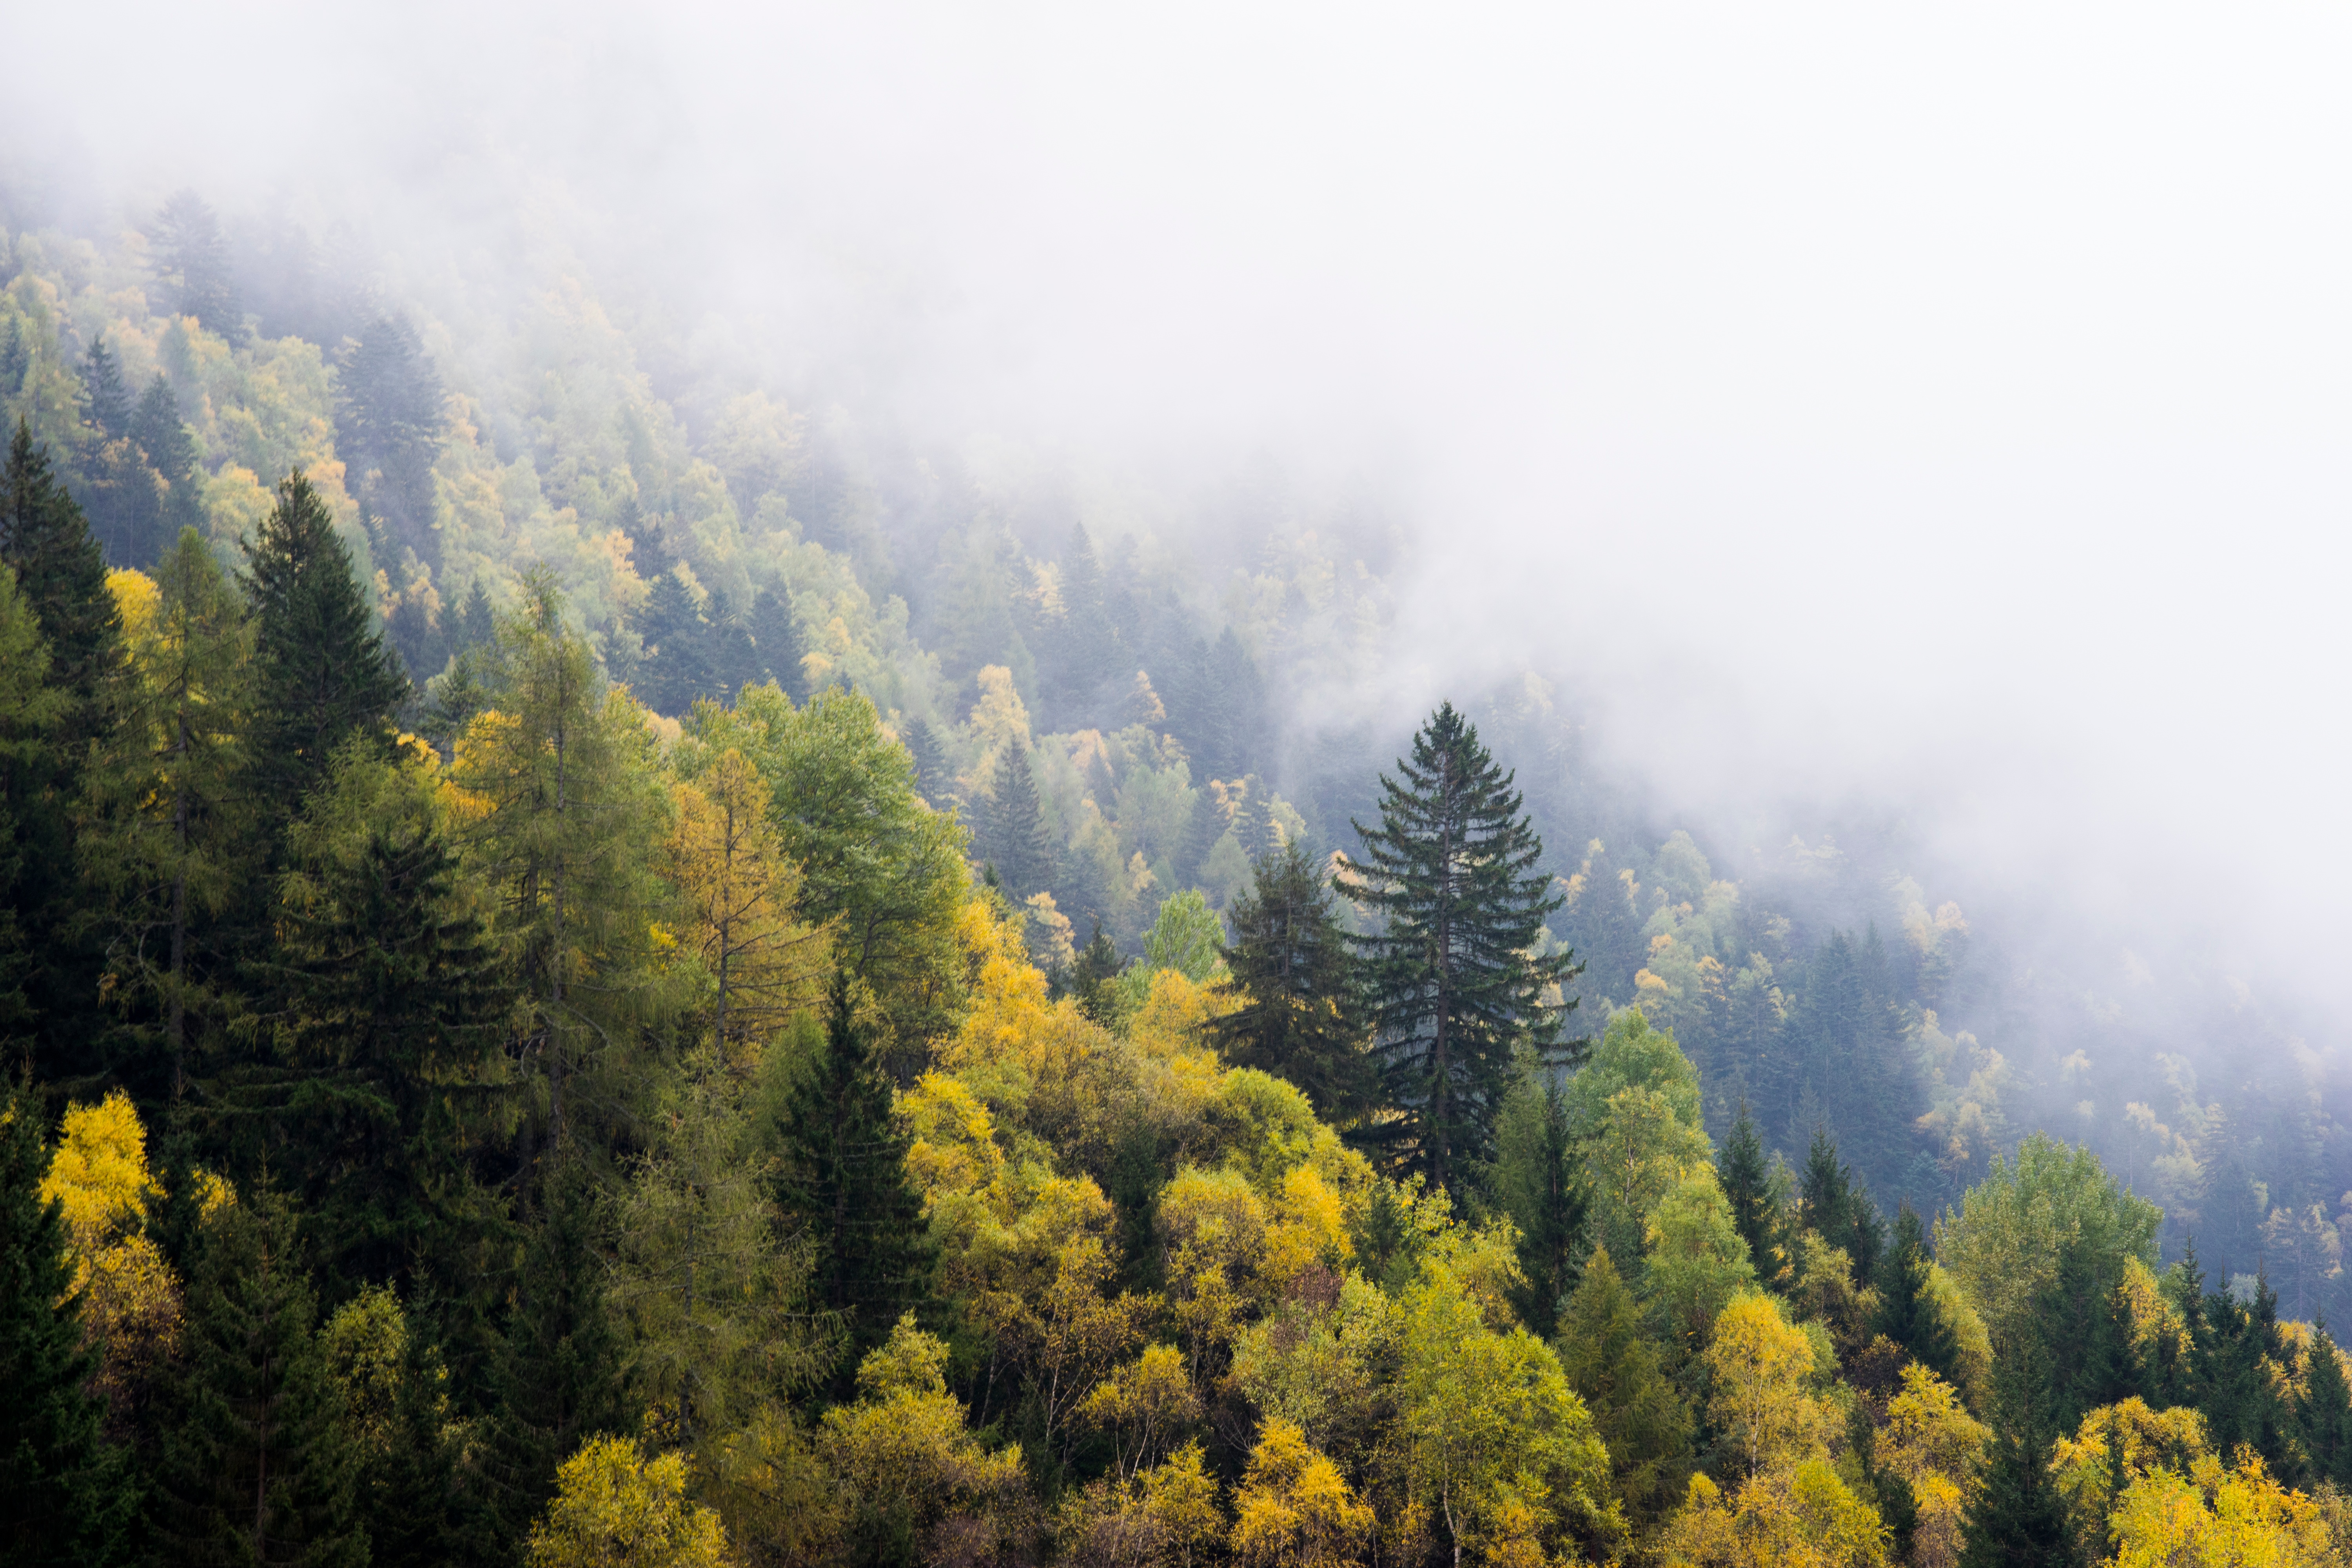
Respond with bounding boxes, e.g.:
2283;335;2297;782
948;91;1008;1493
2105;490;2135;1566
526;1435;732;1568
663;747;823;1071
1229;1418;1374;1568
1657;1463;1889;1568
1706;1292;1831;1479
1877;1363;1988;1568
2107;1450;2334;1567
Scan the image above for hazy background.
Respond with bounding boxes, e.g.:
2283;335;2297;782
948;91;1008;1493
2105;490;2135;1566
9;1;2351;1003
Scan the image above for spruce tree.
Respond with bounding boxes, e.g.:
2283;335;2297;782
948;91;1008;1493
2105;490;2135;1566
1491;1071;1587;1338
3;420;120;751
0;562;66;1047
984;744;1055;898
129;375;201;566
904;716;953;810
152;191;243;341
1070;923;1124;1026
773;969;934;1377
1874;1204;1962;1384
0;1089;137;1567
1717;1100;1776;1281
1337;701;1579;1196
1958;1332;2078;1568
1209;842;1372;1122
149;1190;366;1568
241;470;407;819
2298;1327;2352;1487
634;569;713;717
80;335;132;441
746;586;804;701
335;315;443;568
472;1160;630;1563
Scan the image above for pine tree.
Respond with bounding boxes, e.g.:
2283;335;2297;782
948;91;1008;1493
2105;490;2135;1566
773;969;934;1378
1336;701;1580;1196
1173;777;1228;890
0;1089;137;1567
1958;1334;2078;1568
152;191;243;341
1717;1100;1777;1281
241;470;408;820
1874;1204;1961;1384
1209;842;1372;1123
1798;1124;1881;1280
472;1161;631;1563
4;421;120;749
634;570;713;717
1554;1244;1693;1528
149;1190;366;1568
1491;1071;1587;1338
2298;1327;2352;1487
746;586;803;701
80;336;132;440
984;744;1055;898
448;580;495;661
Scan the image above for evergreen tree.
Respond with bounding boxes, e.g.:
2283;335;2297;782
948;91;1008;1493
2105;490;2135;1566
634;570;713;717
0;562;66;1048
1798;1125;1882;1281
703;588;759;701
2298;1327;2352;1488
746;586;803;701
129;375;202;564
773;969;933;1377
472;1161;630;1563
1958;1332;2078;1568
904;716;953;809
4;421;120;749
1337;701;1580;1196
1209;842;1372;1123
447;579;495;661
1069;923;1123;1026
2201;1272;2290;1470
0;1089;136;1567
1172;779;1227;890
983;743;1055;898
1874;1204;1962;1384
149;1190;366;1568
80;335;132;440
152;191;243;341
1491;1071;1587;1339
1717;1100;1777;1281
1554;1244;1693;1528
241;470;407;833
335;315;443;568
234;744;505;1297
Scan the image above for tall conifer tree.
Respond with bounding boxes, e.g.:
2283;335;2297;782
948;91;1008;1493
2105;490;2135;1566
1337;701;1579;1195
241;470;407;821
1492;1071;1588;1338
983;744;1055;898
129;374;205;555
1717;1100;1777;1281
1874;1205;1962;1384
1210;842;1371;1122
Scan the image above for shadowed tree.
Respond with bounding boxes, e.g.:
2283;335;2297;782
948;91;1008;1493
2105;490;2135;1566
1210;842;1372;1123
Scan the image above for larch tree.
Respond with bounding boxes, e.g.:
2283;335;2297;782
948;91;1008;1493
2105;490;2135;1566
666;748;824;1069
1210;842;1373;1125
1337;701;1580;1197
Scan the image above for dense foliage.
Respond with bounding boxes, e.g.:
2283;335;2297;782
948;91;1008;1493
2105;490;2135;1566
5;191;2352;1567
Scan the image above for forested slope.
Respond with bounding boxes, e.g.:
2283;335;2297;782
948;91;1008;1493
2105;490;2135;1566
5;191;2352;1566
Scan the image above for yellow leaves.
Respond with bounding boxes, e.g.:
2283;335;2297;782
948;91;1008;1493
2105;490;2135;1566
947;893;1059;1075
105;567;159;645
527;1434;733;1568
1659;1462;1889;1568
2108;1450;2334;1568
1878;1364;1986;1568
821;1316;1032;1551
1705;1292;1832;1479
902;1071;1007;1201
39;1089;158;1243
2051;1396;2213;1552
1229;1418;1373;1568
1261;1165;1352;1297
1082;1343;1202;1482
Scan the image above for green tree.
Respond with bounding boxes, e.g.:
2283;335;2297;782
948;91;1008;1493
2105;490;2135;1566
1210;842;1372;1124
0;562;67;1044
78;528;252;1096
1718;1099;1777;1281
149;1190;367;1568
745;586;803;701
1800;1125;1882;1287
0;1089;137;1567
634;570;714;717
1956;1334;2076;1568
240;470;408;822
1491;1069;1587;1338
2298;1327;2352;1487
129;375;205;555
1337;701;1580;1196
1554;1243;1693;1529
152;191;243;341
1874;1205;1961;1385
983;740;1056;899
771;971;934;1377
321;1285;463;1568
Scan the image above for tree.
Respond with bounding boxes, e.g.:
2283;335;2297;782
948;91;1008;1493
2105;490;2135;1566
129;375;205;553
0;1089;137;1568
77;530;251;1094
80;336;131;441
1875;1205;1961;1384
1211;843;1372;1125
241;469;408;823
525;1436;731;1568
152;191;243;341
772;971;935;1376
321;1286;463;1568
745;586;802;701
1718;1100;1777;1282
1555;1244;1693;1528
1228;1417;1373;1568
664;749;822;1068
1491;1070;1587;1338
0;561;67;1046
1337;702;1580;1196
1707;1292;1832;1480
148;1190;367;1568
335;315;443;569
2298;1328;2352;1488
985;741;1056;898
1956;1328;2076;1568
634;570;714;717
1800;1125;1882;1287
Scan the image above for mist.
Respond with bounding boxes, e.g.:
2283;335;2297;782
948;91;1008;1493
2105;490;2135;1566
11;4;2351;1058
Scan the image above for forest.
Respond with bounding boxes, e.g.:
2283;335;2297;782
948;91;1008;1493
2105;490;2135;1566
6;192;2352;1567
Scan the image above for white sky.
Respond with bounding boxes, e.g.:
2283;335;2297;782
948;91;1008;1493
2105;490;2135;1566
11;2;2352;993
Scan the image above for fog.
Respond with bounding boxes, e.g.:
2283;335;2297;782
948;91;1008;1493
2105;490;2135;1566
11;2;2352;1007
